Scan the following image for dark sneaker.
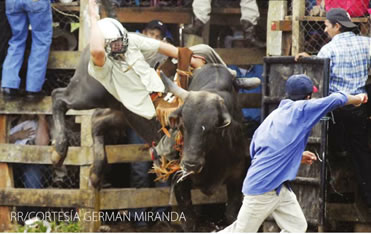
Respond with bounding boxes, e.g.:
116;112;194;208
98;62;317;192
183;18;205;36
241;20;266;48
25;91;45;102
1;87;20;101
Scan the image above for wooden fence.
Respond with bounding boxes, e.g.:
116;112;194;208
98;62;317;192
0;94;260;232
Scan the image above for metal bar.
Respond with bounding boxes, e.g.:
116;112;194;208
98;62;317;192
292;176;320;186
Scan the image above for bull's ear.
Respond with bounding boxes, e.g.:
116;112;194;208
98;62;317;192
168;106;183;129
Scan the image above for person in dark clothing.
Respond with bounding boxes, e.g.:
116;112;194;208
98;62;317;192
296;8;371;211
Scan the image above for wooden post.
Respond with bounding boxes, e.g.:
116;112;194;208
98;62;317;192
291;0;305;55
266;0;288;56
76;115;99;232
79;0;89;51
0;115;14;231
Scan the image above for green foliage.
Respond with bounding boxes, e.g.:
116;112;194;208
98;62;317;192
13;221;81;233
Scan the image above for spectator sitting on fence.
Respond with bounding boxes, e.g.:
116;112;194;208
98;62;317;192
218;74;367;233
295;8;371;213
9;114;49;222
1;0;52;101
183;0;266;48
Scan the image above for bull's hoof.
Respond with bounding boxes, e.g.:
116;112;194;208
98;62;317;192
51;149;67;167
89;171;101;189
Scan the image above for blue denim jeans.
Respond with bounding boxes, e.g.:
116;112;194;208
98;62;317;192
23;164;46;188
2;0;52;92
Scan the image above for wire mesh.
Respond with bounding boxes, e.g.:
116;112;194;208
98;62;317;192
13;164;80;189
290;0;371;55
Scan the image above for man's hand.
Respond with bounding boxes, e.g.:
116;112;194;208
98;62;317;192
295;52;310;61
301;151;317;165
354;93;368;107
9;128;35;143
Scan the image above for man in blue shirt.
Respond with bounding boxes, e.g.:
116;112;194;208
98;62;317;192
219;74;367;232
296;8;371;211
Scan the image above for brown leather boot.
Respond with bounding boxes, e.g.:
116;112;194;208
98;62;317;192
241;20;266;49
183;18;204;36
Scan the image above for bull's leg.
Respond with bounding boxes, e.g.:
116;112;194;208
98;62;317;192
173;179;197;231
51;88;69;167
225;181;243;224
89;109;127;189
225;163;245;224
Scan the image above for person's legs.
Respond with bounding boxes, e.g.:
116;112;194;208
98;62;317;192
219;191;280;232
128;128;152;226
2;0;28;90
271;186;307;232
192;0;211;24
23;164;45;188
183;0;211;36
240;0;259;26
25;0;52;92
240;0;265;48
344;106;371;207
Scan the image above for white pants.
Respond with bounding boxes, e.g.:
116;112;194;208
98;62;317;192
192;0;259;25
219;186;308;233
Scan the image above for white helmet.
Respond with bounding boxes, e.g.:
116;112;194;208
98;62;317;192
97;18;129;60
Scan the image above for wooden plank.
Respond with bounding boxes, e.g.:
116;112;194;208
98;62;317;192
271;20;292;32
215;48;264;65
47;51;81;69
106;144;150;163
0;188;94;208
100;186;227;210
267;0;287;56
115;7;192;24
354;223;371;232
0;144;93;165
291;0;305;55
0;186;227;210
45;47;265;68
46;45;263;70
301;16;369;23
210;14;240;26
0;96;93;115
0;115;12;232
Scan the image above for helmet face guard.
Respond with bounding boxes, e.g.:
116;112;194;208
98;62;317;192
105;36;128;61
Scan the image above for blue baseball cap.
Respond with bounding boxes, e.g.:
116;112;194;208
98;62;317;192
286;74;318;99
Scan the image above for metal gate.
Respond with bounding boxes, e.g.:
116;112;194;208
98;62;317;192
262;56;330;231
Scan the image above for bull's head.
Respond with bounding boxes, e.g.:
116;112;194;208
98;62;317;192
160;71;233;182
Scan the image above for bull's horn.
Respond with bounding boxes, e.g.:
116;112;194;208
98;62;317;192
234;77;261;90
218;103;232;128
160;71;189;100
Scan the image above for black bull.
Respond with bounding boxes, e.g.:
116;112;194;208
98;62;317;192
51;47;255;231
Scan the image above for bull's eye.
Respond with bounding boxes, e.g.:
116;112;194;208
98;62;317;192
201;125;206;131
